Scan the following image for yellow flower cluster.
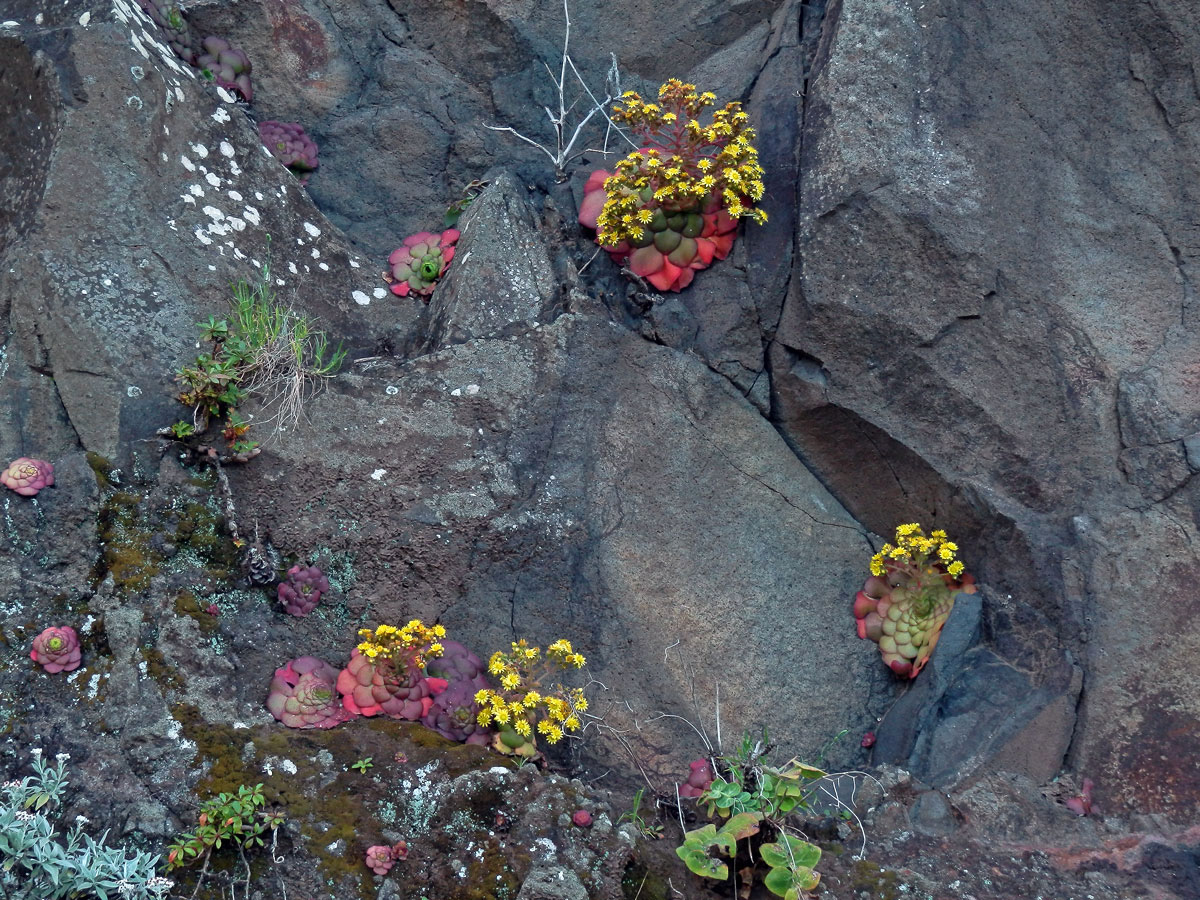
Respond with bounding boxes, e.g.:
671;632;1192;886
475;638;588;745
597;79;767;248
869;524;966;579
356;619;446;668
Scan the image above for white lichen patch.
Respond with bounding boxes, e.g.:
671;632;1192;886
242;205;260;226
219;141;235;158
204;172;221;187
227;190;243;201
194;228;213;246
216;86;237;103
349;258;361;268
352;290;370;306
318;262;329;271
202;205;225;222
189;142;209;159
373;287;387;299
212;107;231;124
188;184;203;196
302;221;321;237
79;11;91;26
180;155;195;172
370;469;387;480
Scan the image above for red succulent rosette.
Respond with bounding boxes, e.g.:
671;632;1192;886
384;230;459;298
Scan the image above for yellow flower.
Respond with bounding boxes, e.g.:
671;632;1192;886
513;718;532;737
488;654;506;676
947;561;965;577
493;706;510;724
636;209;653;224
569;653;585;668
563;715;580;731
477;709;492;727
475;689;491;705
501;672;520;691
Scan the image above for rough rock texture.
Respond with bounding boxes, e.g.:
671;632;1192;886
1;0;1198;897
773;0;1200;822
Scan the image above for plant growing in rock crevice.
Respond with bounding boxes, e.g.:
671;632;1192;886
2;457;54;497
853;523;975;678
162;262;345;461
579;78;766;291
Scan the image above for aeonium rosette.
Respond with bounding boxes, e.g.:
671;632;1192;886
337;620;448;720
474;638;588;759
2;457;54;497
578;79;766;292
266;656;354;729
853;523;976;678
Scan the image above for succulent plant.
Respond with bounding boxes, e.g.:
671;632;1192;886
259;121;319;184
384;230;459;298
854;524;976;678
424;639;486;685
136;0;198;65
572;810;593;827
364;844;395;876
277;564;330;617
421;679;491;746
337;649;444;720
196;36;253;103
30;626;82;674
266;656;353;729
579;168;738;292
678;758;715;798
2;457;54;497
491;722;540;760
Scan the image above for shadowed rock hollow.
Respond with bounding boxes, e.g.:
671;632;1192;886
1;1;1197;898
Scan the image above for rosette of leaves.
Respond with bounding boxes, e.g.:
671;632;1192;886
259;121;319;184
853;523;976;678
136;0;198;64
277;564;330;617
578;79;766;292
29;626;82;674
337;621;448;720
196;36;253;103
2;457;54;497
385;230;460;298
422;680;491;746
266;656;354;729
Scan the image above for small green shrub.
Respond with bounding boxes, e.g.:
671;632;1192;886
166;783;284;872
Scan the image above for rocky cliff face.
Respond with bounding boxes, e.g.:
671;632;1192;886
1;1;1197;898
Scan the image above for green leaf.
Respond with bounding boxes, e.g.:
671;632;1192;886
719;812;762;843
676;844;728;880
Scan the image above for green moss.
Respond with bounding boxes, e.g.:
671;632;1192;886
621;858;671;900
850;858;903;900
140;646;185;693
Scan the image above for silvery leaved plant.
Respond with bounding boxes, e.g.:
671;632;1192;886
0;750;173;899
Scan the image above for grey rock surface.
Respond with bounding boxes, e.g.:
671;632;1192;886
2;0;1199;897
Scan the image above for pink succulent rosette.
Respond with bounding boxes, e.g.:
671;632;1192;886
277;564;330;617
853;568;976;679
266;656;354;729
196;36;253;102
336;648;446;720
578;167;739;293
384;229;459;298
30;626;82;673
678;758;714;798
364;844;395;876
2;458;54;497
259;121;319;184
